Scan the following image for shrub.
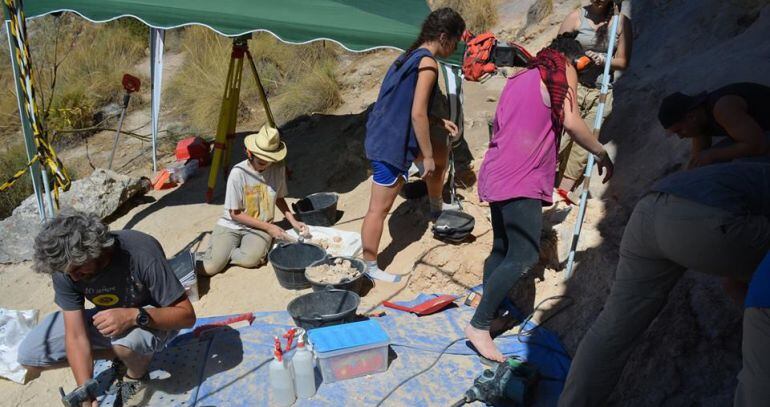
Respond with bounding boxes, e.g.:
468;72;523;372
431;0;499;33
169;28;341;134
0;143;33;219
0;14;148;145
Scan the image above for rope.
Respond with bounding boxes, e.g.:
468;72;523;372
0;0;71;204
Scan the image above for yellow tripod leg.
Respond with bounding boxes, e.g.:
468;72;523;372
206;44;245;202
245;50;277;129
222;56;244;176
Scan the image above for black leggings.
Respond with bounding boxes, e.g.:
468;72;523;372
470;197;542;330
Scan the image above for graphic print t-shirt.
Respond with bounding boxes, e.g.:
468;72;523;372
52;230;185;311
217;160;288;230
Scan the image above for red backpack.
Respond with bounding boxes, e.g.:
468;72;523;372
461;31;497;81
461;30;533;82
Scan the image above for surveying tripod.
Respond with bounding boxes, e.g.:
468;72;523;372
206;34;276;202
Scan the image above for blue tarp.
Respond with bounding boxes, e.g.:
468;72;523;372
95;300;571;406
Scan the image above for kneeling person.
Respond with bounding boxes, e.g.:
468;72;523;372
18;210;196;406
198;126;308;276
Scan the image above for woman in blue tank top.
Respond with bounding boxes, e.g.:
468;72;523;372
361;8;464;282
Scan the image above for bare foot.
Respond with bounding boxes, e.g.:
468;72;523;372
489;313;519;338
465;324;505;362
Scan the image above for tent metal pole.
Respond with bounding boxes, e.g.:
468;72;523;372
150;28;165;173
4;19;45;221
40;165;55;218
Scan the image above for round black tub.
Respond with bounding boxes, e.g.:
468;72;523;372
268;242;327;289
305;256;366;294
287;288;360;329
292;192;339;226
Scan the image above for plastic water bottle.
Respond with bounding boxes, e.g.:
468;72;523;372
269;337;296;406
293;337;316;398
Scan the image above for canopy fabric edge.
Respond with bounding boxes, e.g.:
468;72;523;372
11;9;462;66
12;9;410;55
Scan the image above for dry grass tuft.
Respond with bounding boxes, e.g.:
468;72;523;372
0;15;147;142
169;28;340;133
0;15;146;218
0;143;34;219
431;0;499;33
31;15;148;141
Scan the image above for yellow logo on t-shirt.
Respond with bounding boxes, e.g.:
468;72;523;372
92;294;119;307
243;183;276;222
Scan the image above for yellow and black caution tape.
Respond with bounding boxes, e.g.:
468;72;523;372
0;154;38;191
1;0;71;204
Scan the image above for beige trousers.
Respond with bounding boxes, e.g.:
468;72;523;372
559;193;770;406
558;86;614;183
200;224;272;276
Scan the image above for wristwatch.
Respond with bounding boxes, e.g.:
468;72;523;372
135;308;151;328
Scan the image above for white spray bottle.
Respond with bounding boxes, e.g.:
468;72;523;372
269;336;296;406
293;336;316;399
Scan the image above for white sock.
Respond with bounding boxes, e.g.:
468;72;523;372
365;260;401;282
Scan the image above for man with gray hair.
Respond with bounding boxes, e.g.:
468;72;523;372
18;210;196;406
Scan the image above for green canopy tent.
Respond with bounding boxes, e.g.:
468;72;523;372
2;0;464;219
22;0;441;52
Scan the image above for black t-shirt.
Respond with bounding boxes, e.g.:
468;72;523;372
52;230;185;311
704;82;770;139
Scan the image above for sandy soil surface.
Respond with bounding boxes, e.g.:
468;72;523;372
0;42;498;406
0;3;624;404
3;0;769;405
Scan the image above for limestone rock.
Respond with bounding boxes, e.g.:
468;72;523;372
0;169;150;264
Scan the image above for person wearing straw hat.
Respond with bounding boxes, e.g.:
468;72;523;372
196;125;308;277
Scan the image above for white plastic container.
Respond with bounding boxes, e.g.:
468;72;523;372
307;320;390;383
269;346;296;406
293;337;316;398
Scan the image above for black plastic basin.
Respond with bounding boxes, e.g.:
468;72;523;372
268;242;327;289
287;288;360;329
305;256;366;294
292;193;339;226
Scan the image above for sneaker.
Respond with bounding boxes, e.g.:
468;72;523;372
364;261;402;283
119;374;152;407
442;202;462;211
429;202;463;222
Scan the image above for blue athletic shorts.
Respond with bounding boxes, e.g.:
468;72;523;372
371;160;409;186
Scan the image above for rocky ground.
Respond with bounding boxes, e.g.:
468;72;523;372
1;0;769;406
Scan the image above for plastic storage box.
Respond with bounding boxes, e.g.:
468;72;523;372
307;320;390;383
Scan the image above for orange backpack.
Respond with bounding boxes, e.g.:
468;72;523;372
461;31;533;82
461;31;497;81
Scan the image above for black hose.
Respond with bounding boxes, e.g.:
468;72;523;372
449;397;468;407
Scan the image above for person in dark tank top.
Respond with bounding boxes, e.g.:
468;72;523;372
658;82;770;168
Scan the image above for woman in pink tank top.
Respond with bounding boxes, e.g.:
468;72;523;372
465;33;615;363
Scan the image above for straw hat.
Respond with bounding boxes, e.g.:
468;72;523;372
244;125;287;162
